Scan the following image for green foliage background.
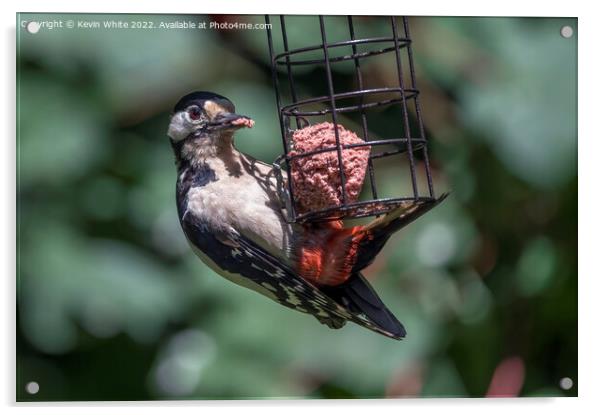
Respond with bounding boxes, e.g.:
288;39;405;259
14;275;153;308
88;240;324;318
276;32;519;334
17;14;577;400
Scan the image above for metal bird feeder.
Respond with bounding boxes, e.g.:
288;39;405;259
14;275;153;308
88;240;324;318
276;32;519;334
266;15;436;223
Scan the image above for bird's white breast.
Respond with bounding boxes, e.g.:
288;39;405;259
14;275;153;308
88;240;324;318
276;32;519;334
185;155;292;256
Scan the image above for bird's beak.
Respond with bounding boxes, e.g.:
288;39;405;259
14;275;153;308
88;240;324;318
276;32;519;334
209;112;255;131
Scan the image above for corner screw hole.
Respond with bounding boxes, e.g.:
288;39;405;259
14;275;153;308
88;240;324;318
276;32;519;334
26;21;40;34
559;377;573;390
560;26;574;38
25;381;40;395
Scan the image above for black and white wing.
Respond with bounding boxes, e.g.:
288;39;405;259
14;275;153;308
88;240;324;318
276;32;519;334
181;212;405;340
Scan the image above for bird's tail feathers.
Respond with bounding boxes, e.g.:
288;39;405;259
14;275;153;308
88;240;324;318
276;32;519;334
352;194;449;272
293;194;448;286
321;272;406;339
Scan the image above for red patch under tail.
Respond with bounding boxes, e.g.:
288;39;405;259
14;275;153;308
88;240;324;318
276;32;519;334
295;221;371;286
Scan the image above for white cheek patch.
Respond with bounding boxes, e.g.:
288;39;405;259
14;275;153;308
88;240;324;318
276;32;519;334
167;112;190;142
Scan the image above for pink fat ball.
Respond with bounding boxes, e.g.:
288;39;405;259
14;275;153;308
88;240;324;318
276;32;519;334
288;122;370;214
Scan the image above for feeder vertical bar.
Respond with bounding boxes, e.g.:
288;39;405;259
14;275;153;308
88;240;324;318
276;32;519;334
319;15;348;205
265;15;297;220
280;16;303;128
403;17;434;198
391;16;418;199
348;16;378;200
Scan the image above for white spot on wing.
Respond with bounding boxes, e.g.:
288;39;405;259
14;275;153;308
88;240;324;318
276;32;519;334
315;309;329;317
250;263;285;279
283;285;302;306
261;282;277;292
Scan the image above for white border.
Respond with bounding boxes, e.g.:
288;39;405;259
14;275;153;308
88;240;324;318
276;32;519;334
3;0;597;414
3;0;582;17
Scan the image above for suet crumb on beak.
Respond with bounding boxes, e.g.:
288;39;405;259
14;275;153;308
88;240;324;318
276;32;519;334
231;117;255;129
208;112;255;131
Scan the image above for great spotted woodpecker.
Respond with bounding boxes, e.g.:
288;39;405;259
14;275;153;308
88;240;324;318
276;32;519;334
167;91;445;340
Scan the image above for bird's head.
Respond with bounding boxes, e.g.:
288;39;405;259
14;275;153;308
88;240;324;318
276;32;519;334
167;91;254;164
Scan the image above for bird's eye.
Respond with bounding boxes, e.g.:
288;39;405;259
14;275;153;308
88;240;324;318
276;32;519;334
187;106;202;121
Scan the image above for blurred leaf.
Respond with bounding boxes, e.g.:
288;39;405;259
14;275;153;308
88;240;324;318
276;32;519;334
421;358;467;397
18;78;107;187
458;18;577;189
515;236;556;297
20;220;191;353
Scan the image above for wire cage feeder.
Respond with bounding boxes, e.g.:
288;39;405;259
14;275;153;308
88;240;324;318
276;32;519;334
266;15;437;224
